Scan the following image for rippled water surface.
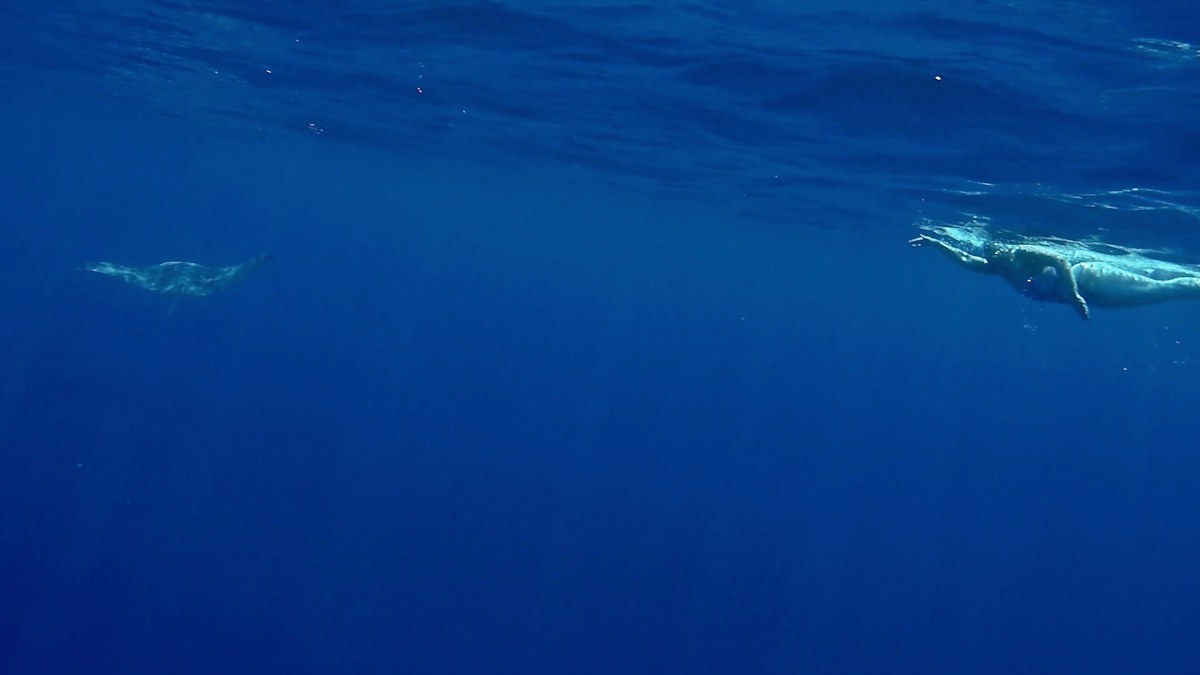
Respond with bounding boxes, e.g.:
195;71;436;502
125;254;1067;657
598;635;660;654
4;1;1199;236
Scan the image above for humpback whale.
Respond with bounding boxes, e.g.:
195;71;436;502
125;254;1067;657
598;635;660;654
81;255;272;296
910;222;1200;320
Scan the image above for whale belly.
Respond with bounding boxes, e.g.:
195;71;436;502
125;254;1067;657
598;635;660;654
1074;262;1200;307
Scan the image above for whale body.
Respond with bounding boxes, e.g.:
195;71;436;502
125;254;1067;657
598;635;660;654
82;255;272;296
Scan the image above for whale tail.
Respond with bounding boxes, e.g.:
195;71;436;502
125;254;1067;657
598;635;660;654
245;254;273;270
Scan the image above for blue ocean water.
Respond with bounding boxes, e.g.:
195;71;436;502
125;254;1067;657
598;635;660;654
3;1;1200;673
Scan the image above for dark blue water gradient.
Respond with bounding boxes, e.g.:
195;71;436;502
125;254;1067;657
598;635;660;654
3;3;1200;674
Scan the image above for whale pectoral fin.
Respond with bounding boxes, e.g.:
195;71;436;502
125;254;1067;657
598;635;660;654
1012;249;1089;320
1057;260;1089;320
1069;290;1090;320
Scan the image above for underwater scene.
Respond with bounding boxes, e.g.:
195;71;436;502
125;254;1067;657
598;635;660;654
2;1;1200;673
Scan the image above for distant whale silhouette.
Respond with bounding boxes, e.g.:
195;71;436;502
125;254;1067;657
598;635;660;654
81;255;272;296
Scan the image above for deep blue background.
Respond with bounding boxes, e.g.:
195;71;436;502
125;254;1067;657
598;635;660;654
3;2;1200;673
